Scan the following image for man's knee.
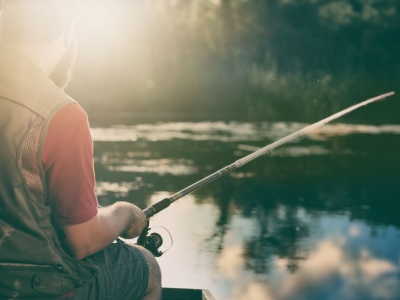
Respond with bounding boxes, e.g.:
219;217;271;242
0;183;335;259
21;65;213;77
134;245;162;295
137;246;161;279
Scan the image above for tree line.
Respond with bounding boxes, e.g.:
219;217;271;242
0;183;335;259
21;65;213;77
68;0;400;122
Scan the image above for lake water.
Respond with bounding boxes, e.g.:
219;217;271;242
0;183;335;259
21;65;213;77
91;121;400;300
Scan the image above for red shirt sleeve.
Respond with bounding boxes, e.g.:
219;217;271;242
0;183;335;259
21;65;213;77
42;102;98;226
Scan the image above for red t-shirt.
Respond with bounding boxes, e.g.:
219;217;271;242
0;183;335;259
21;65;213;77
42;103;98;226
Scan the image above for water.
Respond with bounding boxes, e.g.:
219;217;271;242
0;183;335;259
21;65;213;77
91;121;400;300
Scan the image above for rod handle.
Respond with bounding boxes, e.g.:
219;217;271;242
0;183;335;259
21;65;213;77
143;198;172;219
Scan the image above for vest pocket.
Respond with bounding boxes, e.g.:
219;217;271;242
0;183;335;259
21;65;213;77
0;262;75;298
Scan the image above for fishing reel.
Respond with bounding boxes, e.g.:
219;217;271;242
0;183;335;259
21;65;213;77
137;222;172;257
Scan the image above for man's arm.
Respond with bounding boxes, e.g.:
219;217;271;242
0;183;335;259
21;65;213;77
62;201;147;260
42;104;147;259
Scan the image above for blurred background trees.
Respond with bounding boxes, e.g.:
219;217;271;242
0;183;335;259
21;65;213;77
69;0;400;122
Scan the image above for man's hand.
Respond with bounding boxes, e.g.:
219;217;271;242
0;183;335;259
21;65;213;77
120;204;147;239
62;201;147;259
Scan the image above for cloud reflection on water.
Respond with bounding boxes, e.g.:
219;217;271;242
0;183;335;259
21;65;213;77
271;239;399;300
149;197;400;300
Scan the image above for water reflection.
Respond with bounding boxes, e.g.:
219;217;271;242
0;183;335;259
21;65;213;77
105;158;197;175
149;198;400;300
91;122;400;143
92;121;400;300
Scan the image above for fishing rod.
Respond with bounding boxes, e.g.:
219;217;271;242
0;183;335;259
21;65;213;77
142;91;394;221
138;91;395;255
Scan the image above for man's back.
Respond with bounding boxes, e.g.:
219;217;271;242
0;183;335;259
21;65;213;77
0;1;161;299
0;45;98;298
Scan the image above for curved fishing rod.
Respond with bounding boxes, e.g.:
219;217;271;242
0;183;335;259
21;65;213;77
143;91;395;219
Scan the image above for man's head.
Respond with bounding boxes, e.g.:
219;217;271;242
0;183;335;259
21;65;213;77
0;0;81;89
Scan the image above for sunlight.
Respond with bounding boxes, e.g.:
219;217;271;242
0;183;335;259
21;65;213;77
80;1;123;39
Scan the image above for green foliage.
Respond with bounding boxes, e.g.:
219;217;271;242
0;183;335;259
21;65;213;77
68;0;400;122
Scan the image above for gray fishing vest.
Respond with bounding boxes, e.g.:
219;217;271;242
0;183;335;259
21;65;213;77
0;46;98;298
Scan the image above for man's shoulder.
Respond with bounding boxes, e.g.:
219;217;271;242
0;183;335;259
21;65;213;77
53;102;88;124
42;102;90;167
0;46;74;118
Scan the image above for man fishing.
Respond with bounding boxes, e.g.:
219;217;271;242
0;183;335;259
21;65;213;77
0;0;161;299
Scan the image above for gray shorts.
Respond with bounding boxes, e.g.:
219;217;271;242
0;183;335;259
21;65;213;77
66;239;149;300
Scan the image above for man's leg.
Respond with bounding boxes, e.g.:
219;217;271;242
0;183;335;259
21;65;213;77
70;239;159;300
135;246;162;300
